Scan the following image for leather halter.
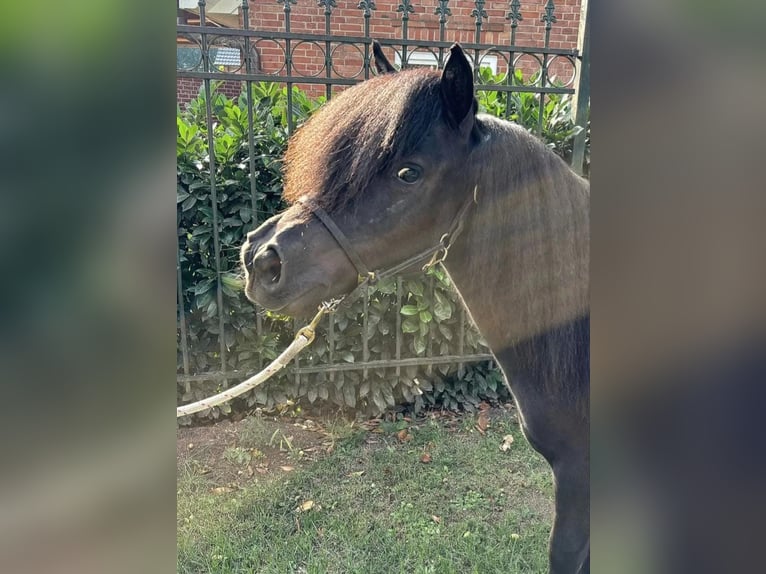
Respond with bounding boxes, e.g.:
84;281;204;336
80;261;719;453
300;187;477;311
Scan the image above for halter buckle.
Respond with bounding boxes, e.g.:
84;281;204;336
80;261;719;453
358;271;377;286
422;233;452;271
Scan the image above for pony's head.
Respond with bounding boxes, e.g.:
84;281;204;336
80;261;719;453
241;43;483;316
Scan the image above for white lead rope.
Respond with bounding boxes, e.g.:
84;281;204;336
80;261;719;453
176;305;331;418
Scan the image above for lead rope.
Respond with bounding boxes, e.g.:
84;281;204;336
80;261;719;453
176;301;335;418
176;187;477;418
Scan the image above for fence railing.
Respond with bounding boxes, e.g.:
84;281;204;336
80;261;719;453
176;0;589;407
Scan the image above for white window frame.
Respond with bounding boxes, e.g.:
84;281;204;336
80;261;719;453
394;50;498;74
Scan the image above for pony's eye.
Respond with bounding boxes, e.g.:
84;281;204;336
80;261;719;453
396;166;421;184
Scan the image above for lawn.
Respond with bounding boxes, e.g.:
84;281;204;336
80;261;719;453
177;407;553;573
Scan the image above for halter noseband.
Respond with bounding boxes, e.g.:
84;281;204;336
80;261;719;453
300;187;477;312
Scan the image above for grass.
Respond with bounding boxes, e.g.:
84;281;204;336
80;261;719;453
178;410;553;573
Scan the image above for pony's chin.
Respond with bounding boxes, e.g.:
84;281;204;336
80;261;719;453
250;284;333;319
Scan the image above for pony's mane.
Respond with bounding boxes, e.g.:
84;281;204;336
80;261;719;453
283;69;443;213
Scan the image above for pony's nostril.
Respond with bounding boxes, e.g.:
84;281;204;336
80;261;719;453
253;247;282;284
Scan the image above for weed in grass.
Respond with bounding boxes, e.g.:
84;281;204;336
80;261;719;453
379;419;409;434
223;446;252;466
239;415;273;448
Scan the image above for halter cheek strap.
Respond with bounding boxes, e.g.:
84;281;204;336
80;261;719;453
300;186;476;301
310;205;372;280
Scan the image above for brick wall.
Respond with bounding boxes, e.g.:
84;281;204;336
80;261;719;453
177;76;244;109
176;0;582;103
248;0;581;95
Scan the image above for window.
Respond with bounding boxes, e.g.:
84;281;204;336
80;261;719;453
177;46;242;70
394;50;498;74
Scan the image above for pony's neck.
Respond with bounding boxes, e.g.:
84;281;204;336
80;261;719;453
443;119;589;350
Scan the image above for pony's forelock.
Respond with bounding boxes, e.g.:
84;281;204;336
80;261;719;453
283;69;443;213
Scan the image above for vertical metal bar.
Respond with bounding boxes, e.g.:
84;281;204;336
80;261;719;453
537;71;547;136
256;312;263;368
177;246;191;391
505;0;522;120
538;0;557;136
279;0;296;135
457;306;465;378
397;0;413;68
199;0;228;386
320;0;334;100
243;1;258;222
395;277;403;384
362;286;369;379
435;0;450;67
241;0;263;363
471;0;486;82
572;1;590;175
359;1;375;79
426;276;434;376
293;318;300;387
328;310;335;383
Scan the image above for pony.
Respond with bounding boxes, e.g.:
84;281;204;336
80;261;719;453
241;43;590;574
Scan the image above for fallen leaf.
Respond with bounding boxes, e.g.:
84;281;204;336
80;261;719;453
246;465;254;477
420;453;432;463
431;515;441;524
297;500;315;512
397;429;409;442
500;434;515;452
347;471;365;477
280;465;295;472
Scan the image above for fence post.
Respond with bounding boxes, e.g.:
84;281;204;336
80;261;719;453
198;0;228;389
572;0;590;175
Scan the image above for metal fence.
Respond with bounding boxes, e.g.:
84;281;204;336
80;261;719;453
176;0;590;395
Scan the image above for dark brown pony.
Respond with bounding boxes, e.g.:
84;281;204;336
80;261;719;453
241;43;589;574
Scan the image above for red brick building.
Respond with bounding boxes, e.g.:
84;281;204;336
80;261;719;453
178;0;584;106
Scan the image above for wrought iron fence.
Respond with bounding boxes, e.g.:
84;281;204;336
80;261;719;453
176;0;590;403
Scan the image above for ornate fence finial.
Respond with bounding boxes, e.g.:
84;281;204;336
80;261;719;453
471;0;488;23
276;0;297;12
318;0;337;14
357;0;376;17
541;0;557;30
506;0;523;28
397;0;415;21
434;0;451;24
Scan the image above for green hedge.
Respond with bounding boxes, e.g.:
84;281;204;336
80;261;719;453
177;77;588;422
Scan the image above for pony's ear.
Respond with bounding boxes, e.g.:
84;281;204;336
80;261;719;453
372;41;396;74
440;44;475;129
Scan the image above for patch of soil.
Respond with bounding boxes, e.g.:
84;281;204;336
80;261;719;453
177;416;334;489
177;403;519;491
